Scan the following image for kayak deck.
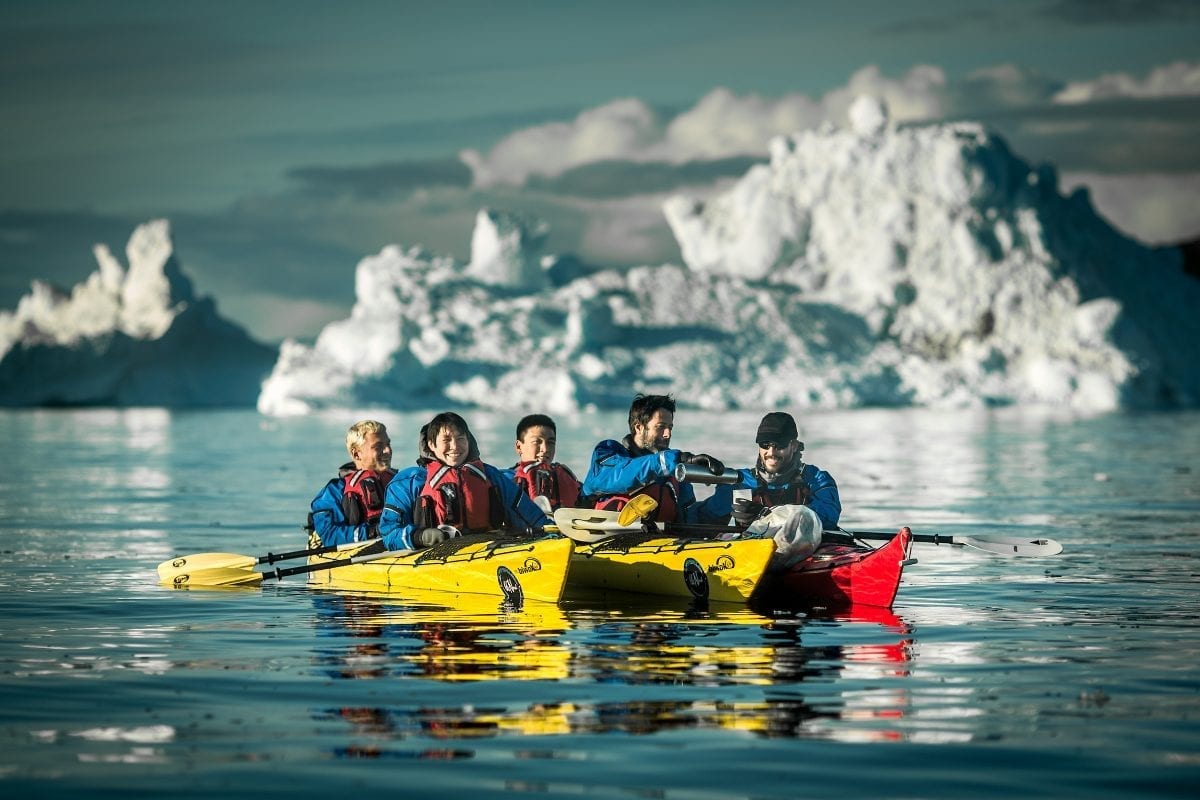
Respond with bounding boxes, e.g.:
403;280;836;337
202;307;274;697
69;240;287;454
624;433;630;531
306;532;575;605
759;527;914;609
566;533;778;603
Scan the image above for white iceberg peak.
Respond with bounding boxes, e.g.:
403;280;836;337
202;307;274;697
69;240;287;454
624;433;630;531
0;220;274;407
465;208;550;289
848;94;889;136
119;219;195;339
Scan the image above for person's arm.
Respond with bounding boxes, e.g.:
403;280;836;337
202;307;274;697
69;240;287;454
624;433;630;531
582;439;679;497
309;479;376;546
804;465;842;529
678;481;734;524
729;467;756;491
376;469;422;550
488;465;553;533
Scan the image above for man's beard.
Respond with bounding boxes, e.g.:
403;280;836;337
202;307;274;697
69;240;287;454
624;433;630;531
624;434;659;456
757;451;801;483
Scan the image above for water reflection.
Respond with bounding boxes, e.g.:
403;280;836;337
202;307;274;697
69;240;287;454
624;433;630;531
309;593;572;681
308;594;916;756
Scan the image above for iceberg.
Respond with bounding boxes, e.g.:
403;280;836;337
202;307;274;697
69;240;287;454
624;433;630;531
259;96;1199;415
0;220;275;407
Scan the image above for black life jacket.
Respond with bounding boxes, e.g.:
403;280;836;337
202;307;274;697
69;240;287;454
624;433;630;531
513;461;581;510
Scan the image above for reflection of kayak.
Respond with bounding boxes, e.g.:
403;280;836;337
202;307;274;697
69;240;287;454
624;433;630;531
758;527;914;609
305;532;575;605
565;534;778;603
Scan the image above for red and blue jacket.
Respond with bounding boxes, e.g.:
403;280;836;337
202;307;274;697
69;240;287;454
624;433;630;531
731;462;842;531
377;459;551;550
308;463;396;546
581;436;732;524
506;460;582;510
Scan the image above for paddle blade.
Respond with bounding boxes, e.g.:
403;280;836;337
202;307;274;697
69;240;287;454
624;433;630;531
553;508;634;543
157;553;257;583
618;494;658;527
963;536;1064;557
159;565;266;588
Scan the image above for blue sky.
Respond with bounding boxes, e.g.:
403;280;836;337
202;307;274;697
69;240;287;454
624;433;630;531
2;0;1198;341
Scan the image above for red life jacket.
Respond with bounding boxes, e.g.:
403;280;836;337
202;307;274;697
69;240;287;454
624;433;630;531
594;479;680;523
513;461;581;510
342;468;395;525
416;460;502;533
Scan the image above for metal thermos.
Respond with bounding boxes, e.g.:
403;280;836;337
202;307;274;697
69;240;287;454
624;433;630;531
674;462;739;485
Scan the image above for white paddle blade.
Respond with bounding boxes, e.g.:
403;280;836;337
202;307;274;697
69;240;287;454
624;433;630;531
553;508;637;543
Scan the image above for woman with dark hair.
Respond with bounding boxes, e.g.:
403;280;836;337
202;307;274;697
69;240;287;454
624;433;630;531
377;412;552;550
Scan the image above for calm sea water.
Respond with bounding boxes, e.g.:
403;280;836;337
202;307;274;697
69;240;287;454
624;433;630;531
1;406;1198;798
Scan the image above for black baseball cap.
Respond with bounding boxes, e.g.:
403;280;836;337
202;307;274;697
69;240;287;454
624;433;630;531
756;412;797;446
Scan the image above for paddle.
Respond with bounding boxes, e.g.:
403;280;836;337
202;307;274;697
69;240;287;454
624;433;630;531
832;528;1064;557
573;517;1064;558
156;540;386;584
552;495;659;544
160;543;411;588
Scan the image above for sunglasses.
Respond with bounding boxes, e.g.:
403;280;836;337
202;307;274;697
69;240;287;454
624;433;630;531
756;440;790;450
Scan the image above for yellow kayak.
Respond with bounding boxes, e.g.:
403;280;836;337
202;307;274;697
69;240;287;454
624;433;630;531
566;533;777;603
305;532;575;605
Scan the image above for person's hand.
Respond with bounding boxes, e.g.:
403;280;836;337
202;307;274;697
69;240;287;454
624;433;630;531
415;527;448;548
366;523;380;539
437;524;461;538
732;498;764;527
685;452;725;475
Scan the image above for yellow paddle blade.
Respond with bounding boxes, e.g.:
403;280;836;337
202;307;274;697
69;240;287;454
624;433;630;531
156;552;257;583
617;494;659;527
159;565;266;588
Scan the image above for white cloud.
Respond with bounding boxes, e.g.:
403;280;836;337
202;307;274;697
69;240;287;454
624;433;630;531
652;88;824;162
1062;171;1200;245
462;66;949;188
460;98;664;187
1054;60;1200;103
819;64;947;123
948;63;1064;113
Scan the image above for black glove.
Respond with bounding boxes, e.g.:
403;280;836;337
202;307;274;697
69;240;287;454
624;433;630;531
685;452;725;476
415;527;448;548
732;498;765;528
366;523;380;539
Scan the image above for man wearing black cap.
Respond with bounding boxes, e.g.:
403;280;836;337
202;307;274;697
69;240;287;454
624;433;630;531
728;411;842;531
581;393;733;524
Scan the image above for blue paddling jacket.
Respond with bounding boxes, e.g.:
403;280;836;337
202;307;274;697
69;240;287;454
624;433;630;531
731;462;842;531
582;436;733;524
378;460;552;551
308;462;385;546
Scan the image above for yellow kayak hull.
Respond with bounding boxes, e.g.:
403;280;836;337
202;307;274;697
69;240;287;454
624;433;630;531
305;534;574;604
566;535;777;603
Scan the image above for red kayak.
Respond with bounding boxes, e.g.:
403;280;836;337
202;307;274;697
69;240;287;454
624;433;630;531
758;527;915;609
